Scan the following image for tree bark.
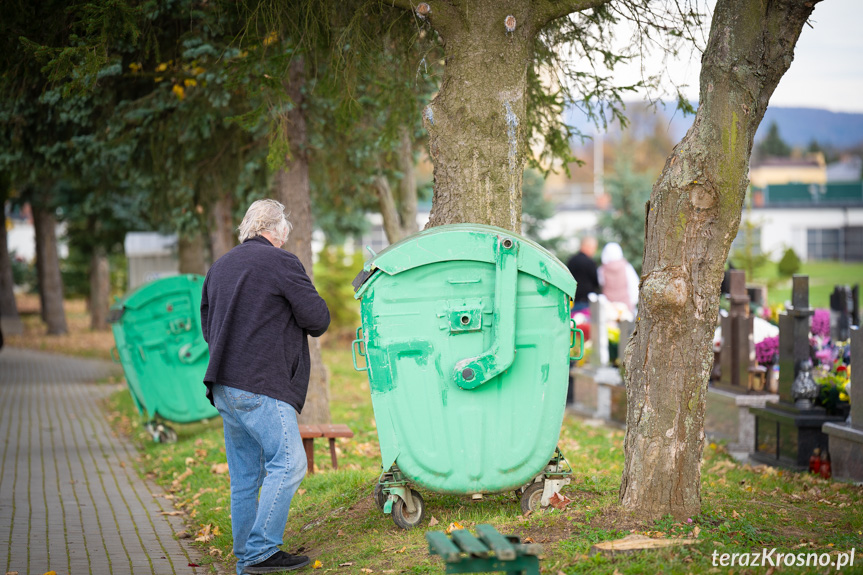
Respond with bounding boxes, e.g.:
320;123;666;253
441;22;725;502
89;246;110;330
273;56;330;426
0;195;23;335
32;205;68;335
209;191;236;262
178;232;207;275
421;1;538;232
620;0;819;520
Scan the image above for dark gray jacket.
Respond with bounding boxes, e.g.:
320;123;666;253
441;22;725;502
201;236;330;412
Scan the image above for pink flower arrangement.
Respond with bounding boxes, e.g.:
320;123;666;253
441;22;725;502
755;335;779;364
811;308;830;337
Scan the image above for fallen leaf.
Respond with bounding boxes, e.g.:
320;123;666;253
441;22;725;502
732;510;740;519
160;511;184;516
428;516;439;527
523;537;534;543
211;462;229;475
548;492;573;510
176;531;191;539
313;561;323;569
361;569;373;574
445;521;464;535
338;562;353;567
119;461;126;468
209;547;222;557
188;563;200;568
395;546;406;554
195;449;208;458
693;526;701;538
297;489;307;495
43;572;57;575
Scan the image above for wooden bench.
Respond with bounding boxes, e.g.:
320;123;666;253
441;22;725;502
298;424;354;474
426;524;542;575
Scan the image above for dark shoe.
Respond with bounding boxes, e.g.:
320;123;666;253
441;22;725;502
245;550;311;573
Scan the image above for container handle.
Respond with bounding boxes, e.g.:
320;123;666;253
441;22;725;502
570;320;585;361
453;235;518;390
352;327;368;371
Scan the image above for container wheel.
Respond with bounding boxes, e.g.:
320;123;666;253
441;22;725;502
373;483;387;510
391;489;425;530
156;425;178;444
520;482;548;514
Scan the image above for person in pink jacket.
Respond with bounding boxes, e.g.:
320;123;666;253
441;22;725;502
597;242;639;313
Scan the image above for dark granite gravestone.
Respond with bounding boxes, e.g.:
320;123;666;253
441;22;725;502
830;285;854;342
823;327;863;482
718;270;754;391
750;275;846;470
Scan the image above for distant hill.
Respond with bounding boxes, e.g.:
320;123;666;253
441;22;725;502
568;103;863;149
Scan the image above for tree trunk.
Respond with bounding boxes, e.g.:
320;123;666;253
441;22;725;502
210;191;236;262
374;127;420;245
32;205;68;335
89;246;110;331
273;56;330;426
0;194;23;335
397;127;419;237
421;1;539;232
178;232;207;275
373;175;405;244
620;0;819;520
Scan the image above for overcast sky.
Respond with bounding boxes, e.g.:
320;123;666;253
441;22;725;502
615;0;863;114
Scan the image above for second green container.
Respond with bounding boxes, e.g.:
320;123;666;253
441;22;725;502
353;224;582;528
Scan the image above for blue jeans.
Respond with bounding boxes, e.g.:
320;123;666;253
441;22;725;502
212;384;307;575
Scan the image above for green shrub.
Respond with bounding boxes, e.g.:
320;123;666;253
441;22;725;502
313;245;364;336
777;247;801;277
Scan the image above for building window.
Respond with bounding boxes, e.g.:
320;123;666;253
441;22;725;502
807;228;841;260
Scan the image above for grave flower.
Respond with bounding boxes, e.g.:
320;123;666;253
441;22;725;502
754;335;779;365
811;308;830;337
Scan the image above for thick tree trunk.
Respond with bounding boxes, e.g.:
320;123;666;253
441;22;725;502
89;246;110;331
0;196;23;335
274;56;330;426
420;1;538;232
620;0;819;520
178;232;207;275
210;191;235;261
32;205;68;335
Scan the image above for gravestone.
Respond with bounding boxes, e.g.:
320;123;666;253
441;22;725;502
706;270;777;459
589;298;609;368
569;298;625;424
829;285;854;342
718;270;754;391
750;275;846;470
823;327;863;482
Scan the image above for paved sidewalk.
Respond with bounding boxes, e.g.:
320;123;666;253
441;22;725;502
0;347;210;575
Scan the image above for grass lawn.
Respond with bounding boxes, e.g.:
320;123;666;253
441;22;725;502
102;345;863;575
744;261;863;308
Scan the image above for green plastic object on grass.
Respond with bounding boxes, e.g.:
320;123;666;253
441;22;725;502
109;274;217;442
353;224;582;528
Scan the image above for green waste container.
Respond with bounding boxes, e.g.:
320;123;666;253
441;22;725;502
352;224;583;528
109;274;217;443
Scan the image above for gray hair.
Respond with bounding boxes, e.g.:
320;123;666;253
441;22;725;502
237;199;292;243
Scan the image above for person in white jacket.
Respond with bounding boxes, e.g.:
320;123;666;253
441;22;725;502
597;242;639;313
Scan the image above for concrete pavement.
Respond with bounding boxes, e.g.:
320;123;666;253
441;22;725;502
0;346;210;575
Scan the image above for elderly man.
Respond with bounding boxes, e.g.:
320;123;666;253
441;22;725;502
201;199;330;574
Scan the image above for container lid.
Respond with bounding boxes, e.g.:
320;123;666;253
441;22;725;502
109;274;204;322
353;224;576;298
